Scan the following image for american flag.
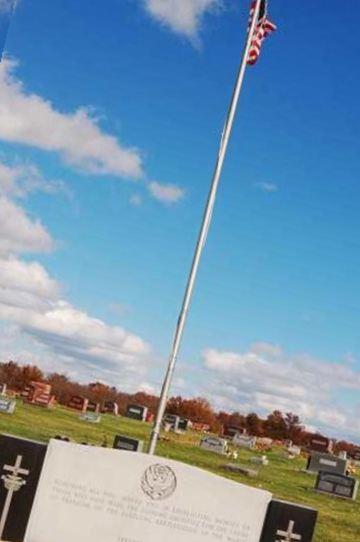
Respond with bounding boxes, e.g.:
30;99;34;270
247;0;276;66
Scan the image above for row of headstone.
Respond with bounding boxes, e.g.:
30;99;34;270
163;414;191;432
68;396;118;415
0;435;320;542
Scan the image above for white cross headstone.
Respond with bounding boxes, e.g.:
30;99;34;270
0;455;30;538
276;520;302;541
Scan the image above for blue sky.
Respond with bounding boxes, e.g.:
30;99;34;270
0;0;359;442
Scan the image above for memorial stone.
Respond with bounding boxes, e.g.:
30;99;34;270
315;471;359;501
164;414;181;431
288;445;301;456
178;417;191;431
0;384;7;395
87;400;100;413
68;395;89;412
0;434;47;542
309;435;333;453
125;403;148;421
260;499;318;542
25;440;271;542
200;436;228;455
103;401;119;415
306;452;347;475
113;435;144;452
80;412;101;423
233;434;257;449
0;398;16;414
223;424;246;438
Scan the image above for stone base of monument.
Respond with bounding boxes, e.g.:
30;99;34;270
222;463;259;477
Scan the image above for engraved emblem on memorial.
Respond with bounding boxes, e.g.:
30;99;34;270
141;464;177;500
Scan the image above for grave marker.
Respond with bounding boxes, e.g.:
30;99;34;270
0;398;16;415
200;436;228;455
125;403;148;421
233;434;257;449
306;452;347;475
113;435;143;452
0;434;47;541
68;395;89;413
315;471;359;501
260;499;318;542
80;412;101;423
308;435;333;454
25;440;272;542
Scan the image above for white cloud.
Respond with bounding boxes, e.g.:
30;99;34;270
255;182;278;193
143;0;221;39
148;181;185;203
0;256;151;382
0;161;68;198
0;60;143;178
0;196;54;256
202;344;360;441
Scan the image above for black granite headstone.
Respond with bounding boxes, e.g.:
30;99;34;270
125;404;147;421
315;471;359;501
113;435;143;452
0;434;47;541
260;499;318;541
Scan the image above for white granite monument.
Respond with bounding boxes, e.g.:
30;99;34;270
25;440;271;542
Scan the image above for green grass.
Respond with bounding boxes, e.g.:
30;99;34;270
0;403;359;541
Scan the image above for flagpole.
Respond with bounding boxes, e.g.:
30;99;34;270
148;0;263;455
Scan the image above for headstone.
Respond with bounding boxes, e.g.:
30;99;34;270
0;434;47;542
164;414;181;431
178;418;191;431
315;471;359;501
87;401;100;413
0;398;16;415
80;412;101;424
25;440;271;542
250;455;269;466
306;452;347;475
308;435;333;454
103;401;119;415
199;436;228;455
260;499;318;542
338;450;347;460
288;445;301;457
191;422;211;433
233;434;257;449
125;404;148;422
22;382;55;408
223;424;246;438
223;464;258;478
113;435;143;453
0;383;7;395
68;395;89;413
256;438;273;449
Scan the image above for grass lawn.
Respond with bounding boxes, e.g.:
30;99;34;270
0;402;359;541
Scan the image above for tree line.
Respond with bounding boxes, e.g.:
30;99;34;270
0;360;358;454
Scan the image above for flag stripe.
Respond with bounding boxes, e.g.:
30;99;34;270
247;0;276;66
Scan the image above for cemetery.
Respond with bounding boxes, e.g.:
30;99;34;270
0;401;358;541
